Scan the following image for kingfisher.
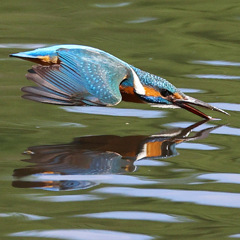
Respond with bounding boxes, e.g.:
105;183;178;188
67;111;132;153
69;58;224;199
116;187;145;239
10;45;229;119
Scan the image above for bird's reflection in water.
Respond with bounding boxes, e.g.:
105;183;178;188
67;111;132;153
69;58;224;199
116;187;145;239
13;120;220;191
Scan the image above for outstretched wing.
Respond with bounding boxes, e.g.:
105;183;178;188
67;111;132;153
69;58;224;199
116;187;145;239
22;48;131;106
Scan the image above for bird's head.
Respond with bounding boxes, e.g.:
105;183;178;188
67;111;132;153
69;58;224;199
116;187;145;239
131;68;229;119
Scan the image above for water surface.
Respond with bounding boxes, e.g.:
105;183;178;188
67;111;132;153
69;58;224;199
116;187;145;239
1;1;240;240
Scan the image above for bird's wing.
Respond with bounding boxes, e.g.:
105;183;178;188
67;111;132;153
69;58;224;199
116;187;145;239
22;48;131;106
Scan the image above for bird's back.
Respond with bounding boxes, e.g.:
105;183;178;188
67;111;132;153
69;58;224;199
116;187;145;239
11;45;138;106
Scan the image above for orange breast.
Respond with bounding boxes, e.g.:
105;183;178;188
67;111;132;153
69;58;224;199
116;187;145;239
119;86;145;103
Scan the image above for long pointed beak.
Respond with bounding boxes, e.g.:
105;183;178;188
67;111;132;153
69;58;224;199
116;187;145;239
172;95;229;120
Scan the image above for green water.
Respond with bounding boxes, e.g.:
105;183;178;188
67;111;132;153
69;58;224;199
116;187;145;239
1;1;240;239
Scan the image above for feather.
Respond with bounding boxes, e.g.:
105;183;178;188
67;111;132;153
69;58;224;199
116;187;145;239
21;48;132;106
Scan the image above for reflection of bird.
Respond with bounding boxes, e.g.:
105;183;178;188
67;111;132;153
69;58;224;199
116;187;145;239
12;120;221;191
10;45;228;119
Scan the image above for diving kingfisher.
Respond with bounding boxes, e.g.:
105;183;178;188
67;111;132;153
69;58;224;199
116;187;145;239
10;45;229;119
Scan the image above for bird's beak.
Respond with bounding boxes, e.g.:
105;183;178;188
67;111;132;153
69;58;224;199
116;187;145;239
171;94;229;119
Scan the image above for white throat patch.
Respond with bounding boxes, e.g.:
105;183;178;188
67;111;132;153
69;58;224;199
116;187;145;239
130;67;145;95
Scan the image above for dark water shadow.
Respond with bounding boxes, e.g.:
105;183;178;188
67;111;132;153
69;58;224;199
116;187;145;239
12;120;221;191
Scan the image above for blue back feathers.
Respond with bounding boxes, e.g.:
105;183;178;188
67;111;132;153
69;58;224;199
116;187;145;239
12;45;182;106
21;46;133;106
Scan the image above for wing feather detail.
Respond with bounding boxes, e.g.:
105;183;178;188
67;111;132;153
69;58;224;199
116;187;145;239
22;48;132;106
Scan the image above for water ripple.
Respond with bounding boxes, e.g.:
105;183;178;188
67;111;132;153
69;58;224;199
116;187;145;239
10;229;153;240
31;194;102;202
94;2;131;8
126;17;158;24
179;88;204;93
0;212;50;221
135;159;169;167
61;106;166;118
0;43;48;49
176;142;219;150
209;102;240;112
198;173;240;184
35;174;157;186
210;125;240;136
75;211;191;222
33;121;85;128
230;234;240;238
192;60;240;67
186;74;240;80
165;122;240;136
95;187;240;208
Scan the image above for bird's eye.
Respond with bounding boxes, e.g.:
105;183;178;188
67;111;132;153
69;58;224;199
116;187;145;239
160;89;172;97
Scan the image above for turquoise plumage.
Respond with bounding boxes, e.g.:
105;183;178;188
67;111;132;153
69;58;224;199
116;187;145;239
10;44;229;119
